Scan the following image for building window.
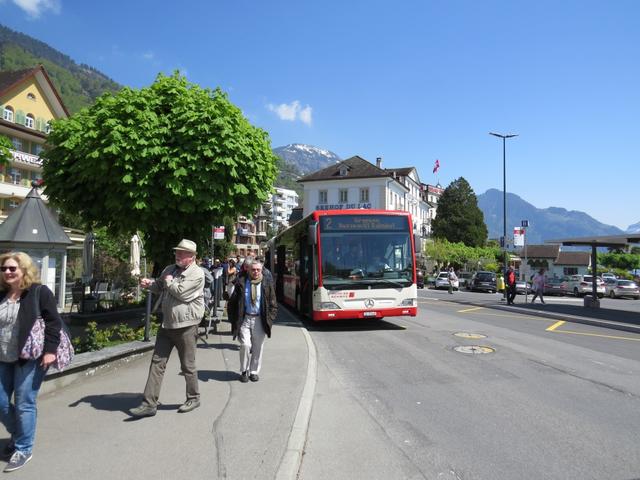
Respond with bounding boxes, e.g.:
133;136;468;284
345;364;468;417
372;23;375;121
8;200;19;210
2;106;14;122
25;114;35;129
319;190;328;204
339;166;348;177
9;168;21;185
11;137;22;152
359;188;369;203
45;122;51;134
339;189;348;203
563;267;578;276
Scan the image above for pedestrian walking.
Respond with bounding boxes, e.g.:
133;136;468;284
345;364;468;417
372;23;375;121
0;252;62;472
130;239;205;418
225;259;237;300
530;268;546;304
227;259;277;383
447;267;458;294
506;267;517;305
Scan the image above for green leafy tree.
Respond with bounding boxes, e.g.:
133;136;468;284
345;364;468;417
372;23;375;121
0;135;12;167
43;73;277;271
431;177;488;247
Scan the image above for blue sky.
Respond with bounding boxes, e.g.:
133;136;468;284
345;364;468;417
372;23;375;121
2;0;639;230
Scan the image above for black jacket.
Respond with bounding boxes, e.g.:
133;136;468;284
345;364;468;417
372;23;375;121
227;273;277;340
0;284;62;359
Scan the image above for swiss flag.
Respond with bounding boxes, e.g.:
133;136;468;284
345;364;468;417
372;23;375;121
432;159;440;174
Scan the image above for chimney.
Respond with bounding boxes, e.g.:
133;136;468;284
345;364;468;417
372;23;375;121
376;157;382;168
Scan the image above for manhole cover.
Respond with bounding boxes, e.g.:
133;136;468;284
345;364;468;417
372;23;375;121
453;345;495;354
453;332;487;339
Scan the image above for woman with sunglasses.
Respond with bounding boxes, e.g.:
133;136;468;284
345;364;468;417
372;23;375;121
0;252;61;472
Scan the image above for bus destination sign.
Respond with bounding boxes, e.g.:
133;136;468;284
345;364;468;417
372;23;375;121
320;215;407;232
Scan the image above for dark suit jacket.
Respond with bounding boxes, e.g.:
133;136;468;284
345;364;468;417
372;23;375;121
227;273;277;339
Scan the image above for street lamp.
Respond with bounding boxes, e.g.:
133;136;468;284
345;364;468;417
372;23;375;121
489;132;518;301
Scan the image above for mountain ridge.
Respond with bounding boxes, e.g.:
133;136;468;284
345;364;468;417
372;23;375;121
477;189;624;244
0;23;121;113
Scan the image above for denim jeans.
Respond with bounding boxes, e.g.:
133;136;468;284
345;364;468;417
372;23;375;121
0;360;47;455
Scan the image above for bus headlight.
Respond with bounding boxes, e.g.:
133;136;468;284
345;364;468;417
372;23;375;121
320;302;341;310
401;298;416;306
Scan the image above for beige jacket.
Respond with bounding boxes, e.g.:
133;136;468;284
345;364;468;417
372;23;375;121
149;262;204;329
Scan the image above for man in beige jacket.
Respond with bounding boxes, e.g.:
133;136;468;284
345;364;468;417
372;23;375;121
130;239;205;418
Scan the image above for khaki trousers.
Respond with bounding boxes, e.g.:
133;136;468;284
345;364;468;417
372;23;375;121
142;324;199;407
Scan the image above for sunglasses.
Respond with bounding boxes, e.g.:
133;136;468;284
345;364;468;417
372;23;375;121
0;266;18;273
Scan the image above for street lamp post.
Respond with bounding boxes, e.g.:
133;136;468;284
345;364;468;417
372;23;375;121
489;132;518;301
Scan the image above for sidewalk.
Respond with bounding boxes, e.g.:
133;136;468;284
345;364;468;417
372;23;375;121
4;309;313;480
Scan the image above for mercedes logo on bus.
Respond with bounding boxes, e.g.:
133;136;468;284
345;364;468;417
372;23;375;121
364;298;375;308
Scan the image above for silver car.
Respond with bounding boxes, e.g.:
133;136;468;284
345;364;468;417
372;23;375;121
605;279;640;299
435;271;459;290
563;274;605;298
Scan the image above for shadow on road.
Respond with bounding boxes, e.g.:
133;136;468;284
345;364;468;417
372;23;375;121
198;370;238;382
68;392;144;413
303;318;405;332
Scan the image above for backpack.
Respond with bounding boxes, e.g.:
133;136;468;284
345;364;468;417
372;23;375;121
200;266;214;301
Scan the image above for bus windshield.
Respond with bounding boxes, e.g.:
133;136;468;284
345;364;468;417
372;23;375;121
319;215;413;289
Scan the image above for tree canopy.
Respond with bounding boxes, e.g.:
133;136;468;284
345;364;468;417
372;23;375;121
43;72;277;268
431;177;488;247
0;135;12;167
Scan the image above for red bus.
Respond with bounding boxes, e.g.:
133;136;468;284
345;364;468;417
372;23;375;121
265;210;420;321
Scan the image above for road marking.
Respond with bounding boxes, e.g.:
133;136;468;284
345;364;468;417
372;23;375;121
546;320;565;331
458;306;485;313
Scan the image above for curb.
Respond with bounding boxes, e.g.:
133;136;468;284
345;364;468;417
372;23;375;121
41;340;155;396
275;308;317;480
496;304;640;334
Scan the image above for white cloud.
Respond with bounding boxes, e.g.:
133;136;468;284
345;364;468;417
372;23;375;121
267;100;313;126
12;0;60;18
142;51;155;60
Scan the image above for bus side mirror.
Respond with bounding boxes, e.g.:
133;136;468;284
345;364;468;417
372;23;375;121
414;234;422;253
308;223;317;245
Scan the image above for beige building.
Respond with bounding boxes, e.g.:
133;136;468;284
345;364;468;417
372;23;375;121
0;65;69;216
298;155;431;236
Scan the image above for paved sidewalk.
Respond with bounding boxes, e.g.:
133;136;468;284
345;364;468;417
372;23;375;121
1;310;310;480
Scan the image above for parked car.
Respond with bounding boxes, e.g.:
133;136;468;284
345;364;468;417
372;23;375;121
605;279;640;299
416;269;425;289
543;277;565;296
601;272;617;281
563;274;605;298
458;272;474;289
469;271;497;293
515;281;530;295
435;271;459;290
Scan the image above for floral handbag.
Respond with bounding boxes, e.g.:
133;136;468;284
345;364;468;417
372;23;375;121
19;285;75;371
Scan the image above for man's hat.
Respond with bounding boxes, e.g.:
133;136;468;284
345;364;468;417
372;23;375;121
173;239;197;254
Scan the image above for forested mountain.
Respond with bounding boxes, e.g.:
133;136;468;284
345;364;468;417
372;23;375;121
477;189;623;244
0;24;121;113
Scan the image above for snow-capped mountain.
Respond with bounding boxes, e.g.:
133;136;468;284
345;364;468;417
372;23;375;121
273;143;341;175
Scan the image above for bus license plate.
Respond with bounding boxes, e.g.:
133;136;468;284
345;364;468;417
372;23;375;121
363;311;377;317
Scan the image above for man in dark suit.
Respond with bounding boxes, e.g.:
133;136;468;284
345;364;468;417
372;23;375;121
227;259;278;383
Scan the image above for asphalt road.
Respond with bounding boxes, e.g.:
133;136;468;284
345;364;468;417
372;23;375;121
298;289;640;480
